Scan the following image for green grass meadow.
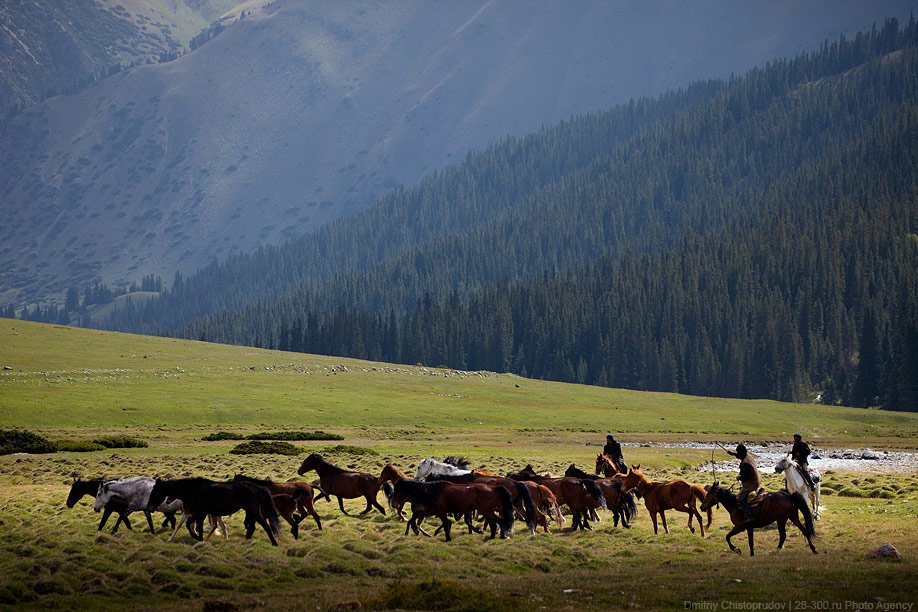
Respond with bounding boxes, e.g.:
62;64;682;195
0;319;916;610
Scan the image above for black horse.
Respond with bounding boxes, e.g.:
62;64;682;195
66;478;133;533
147;478;281;546
564;464;637;528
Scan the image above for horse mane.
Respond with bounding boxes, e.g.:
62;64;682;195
565;464;591;479
307;453;346;474
442;456;471;469
428;472;477;483
234;473;273;485
715;486;738;505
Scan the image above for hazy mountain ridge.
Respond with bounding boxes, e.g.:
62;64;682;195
2;0;914;305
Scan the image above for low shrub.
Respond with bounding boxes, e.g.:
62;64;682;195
0;429;57;455
91;436;148;449
201;431;245;441
324;444;378;456
54;440;106;452
229;441;302;455
247;430;343;441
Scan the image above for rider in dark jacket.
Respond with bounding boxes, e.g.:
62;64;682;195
727;443;761;524
603;434;626;473
791;433;815;487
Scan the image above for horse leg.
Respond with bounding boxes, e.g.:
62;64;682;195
359;497;373;515
659;510;669;534
169;513;187;542
111;510;131;534
244;514;256;539
747;527;755;557
725;524;744;555
441;516;452;542
300;499;322;530
582;509;593;531
336;496;350;516
777;520;787;550
649;511;659;534
143;510;156;533
256;515;279;546
372;497;386;516
813;485;821;520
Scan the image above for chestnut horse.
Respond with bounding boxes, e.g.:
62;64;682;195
621;465;711;536
595;454;624;478
700;481;817;556
390;479;514;541
233;474;322;535
298;453;385;516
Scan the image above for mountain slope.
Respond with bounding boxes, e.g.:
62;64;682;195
157;23;918;410
1;0;914;304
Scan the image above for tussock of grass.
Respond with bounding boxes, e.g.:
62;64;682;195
229;441;302;455
369;578;514;611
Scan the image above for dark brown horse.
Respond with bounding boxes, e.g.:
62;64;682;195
700;482;817;556
298;453;385;516
621;465;711;536
391;479;514;541
233;474;322;536
563;465;637;529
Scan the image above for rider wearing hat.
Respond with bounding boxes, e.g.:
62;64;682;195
603;434;626;473
791;433;815;488
727;443;761;524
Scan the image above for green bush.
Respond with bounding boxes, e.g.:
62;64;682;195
0;429;57;455
229;441;303;455
91;436;148;449
54;440;106;452
324;444;378;456
247;430;343;441
201;431;245;441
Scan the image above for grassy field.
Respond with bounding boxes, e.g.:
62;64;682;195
0;319;916;610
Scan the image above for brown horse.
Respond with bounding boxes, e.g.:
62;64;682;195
425;473;537;534
700;482;817;556
377;463;415;523
233;474;322;535
515;480;564;532
595;454;624;478
620;465;711;536
297;453;385;516
391;479;514;541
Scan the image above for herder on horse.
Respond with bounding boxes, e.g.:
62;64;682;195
603;434;627;474
791;433;816;488
726;443;761;524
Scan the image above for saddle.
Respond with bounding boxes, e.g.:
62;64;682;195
747;488;767;505
795;464;820;484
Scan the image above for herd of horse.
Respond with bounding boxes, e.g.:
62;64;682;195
66;452;818;556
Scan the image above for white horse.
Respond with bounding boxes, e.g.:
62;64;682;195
93;476;184;532
774;454;821;519
414;457;472;481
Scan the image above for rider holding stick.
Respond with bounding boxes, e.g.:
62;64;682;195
725;443;761;524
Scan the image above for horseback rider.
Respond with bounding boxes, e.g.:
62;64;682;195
603;434;626;473
726;443;761;524
791;433;816;488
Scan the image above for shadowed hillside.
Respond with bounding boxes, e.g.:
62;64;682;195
1;0;913;304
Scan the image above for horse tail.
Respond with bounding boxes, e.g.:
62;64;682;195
382;481;394;503
583;479;607;510
495;486;515;533
513;481;537;533
253;485;281;537
691;485;713;529
616;481;637;522
790;492;816;539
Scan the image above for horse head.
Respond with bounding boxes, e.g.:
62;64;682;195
297;453;322;476
414;458;434;481
699;481;721;511
65;478;84;508
92;482;110;512
620;465;645;493
774;454;792;474
146;479;168;511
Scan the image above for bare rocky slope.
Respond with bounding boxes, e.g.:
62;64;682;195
1;0;913;304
